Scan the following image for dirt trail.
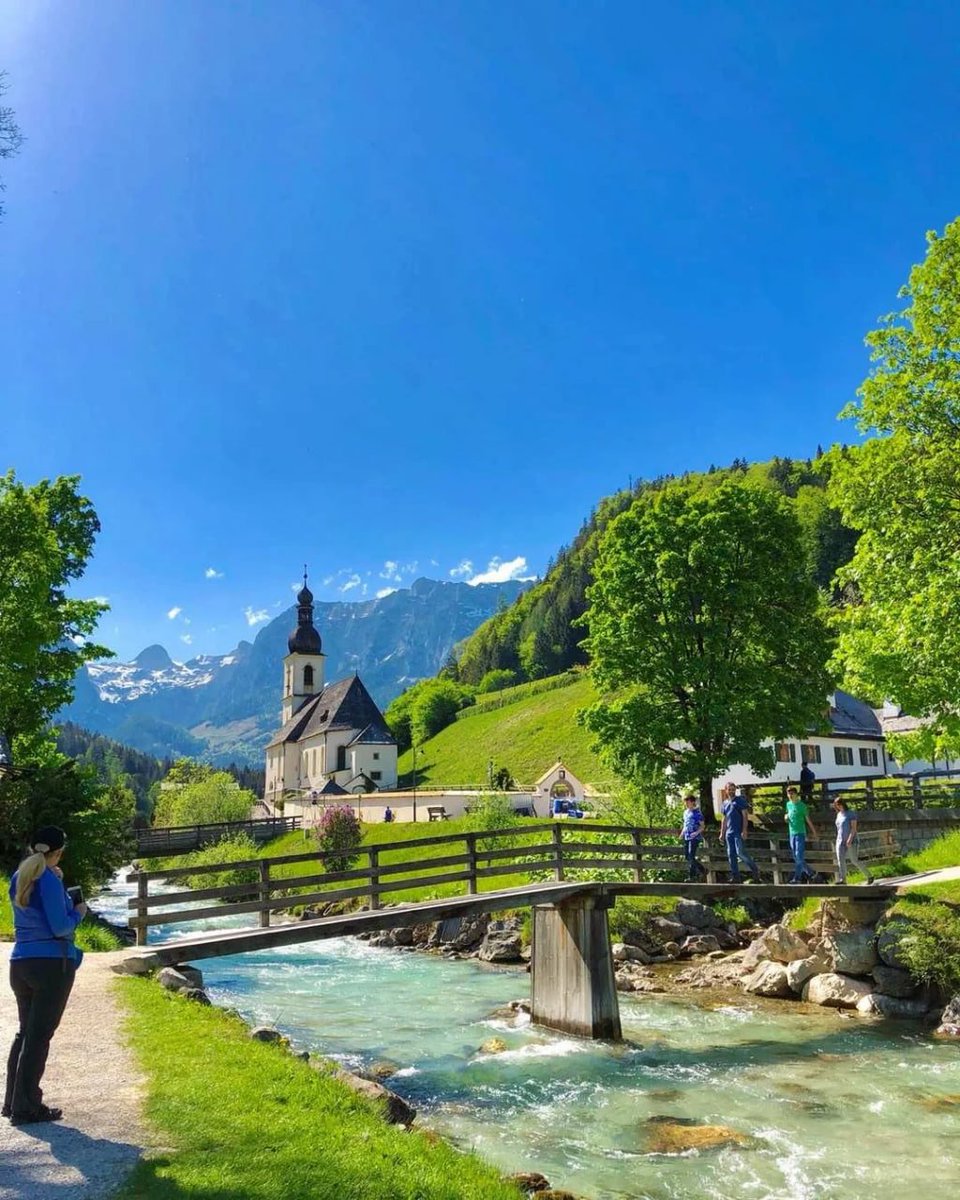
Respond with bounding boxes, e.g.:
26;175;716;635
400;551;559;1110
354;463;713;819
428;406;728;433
0;945;146;1200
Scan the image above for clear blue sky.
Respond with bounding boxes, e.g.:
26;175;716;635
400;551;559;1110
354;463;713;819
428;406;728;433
2;1;958;660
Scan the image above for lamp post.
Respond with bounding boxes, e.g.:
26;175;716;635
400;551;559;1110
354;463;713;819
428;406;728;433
412;742;418;824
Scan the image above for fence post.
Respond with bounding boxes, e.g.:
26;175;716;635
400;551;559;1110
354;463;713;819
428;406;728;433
912;776;924;810
135;872;149;946
465;832;478;895
259;859;271;928
865;778;875;810
768;837;782;886
820;780;829;809
705;837;717;884
368;848;380;910
553;824;565;881
631;829;643;883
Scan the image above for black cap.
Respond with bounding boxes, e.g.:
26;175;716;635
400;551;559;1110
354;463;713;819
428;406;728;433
31;826;67;853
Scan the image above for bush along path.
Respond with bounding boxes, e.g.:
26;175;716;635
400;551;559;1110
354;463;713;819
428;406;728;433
0;945;147;1200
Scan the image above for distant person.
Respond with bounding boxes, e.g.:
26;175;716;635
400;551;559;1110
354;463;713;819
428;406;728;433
383;806;394;823
680;795;706;881
4;827;87;1126
800;761;816;804
832;797;873;884
720;783;760;884
785;786;817;883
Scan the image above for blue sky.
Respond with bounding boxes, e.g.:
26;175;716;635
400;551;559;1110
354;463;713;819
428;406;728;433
2;1;959;661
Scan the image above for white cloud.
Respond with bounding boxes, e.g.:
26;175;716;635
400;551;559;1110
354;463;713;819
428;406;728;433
180;633;193;645
380;560;401;582
204;567;224;579
449;560;473;578
167;606;182;620
467;556;537;586
244;606;270;626
376;587;397;599
322;576;334;587
70;634;86;646
91;595;110;605
340;574;362;593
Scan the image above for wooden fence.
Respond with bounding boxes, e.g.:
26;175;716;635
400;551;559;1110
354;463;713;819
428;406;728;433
134;816;301;858
744;771;960;812
127;820;898;944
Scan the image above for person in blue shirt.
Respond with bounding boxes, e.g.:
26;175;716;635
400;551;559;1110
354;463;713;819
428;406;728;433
679;795;706;880
719;784;760;884
4;826;86;1126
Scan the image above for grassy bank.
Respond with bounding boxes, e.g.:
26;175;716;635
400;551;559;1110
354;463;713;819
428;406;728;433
116;976;522;1200
0;873;123;952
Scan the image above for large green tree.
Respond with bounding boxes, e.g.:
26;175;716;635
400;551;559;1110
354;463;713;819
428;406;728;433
580;481;834;811
830;217;960;759
0;472;110;751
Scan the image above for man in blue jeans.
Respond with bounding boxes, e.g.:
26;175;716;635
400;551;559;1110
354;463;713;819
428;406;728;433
719;783;760;883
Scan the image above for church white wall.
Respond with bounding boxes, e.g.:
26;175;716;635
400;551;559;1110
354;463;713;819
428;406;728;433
352;745;398;788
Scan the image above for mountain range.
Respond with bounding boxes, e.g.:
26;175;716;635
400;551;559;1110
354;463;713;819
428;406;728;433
61;578;526;765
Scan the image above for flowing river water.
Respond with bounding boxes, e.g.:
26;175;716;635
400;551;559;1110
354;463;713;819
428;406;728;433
93;873;960;1200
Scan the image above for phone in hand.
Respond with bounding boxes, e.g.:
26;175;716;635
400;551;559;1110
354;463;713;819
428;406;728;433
66;885;84;906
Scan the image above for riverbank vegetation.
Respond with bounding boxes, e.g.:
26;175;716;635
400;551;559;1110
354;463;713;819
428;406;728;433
116;976;522;1200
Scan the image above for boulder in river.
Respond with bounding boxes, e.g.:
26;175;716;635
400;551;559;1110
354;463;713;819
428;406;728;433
786;947;831;994
612;942;651;965
479;1037;509;1054
856;993;929;1019
934;994;960;1039
674;899;723;930
742;923;809;969
871;965;917;998
250;1026;283;1043
742;961;792;998
331;1067;416;1126
504;1172;551;1194
802;973;873;1009
648;916;688;943
824;930;878;976
643;1117;754;1154
157;967;193;993
876;919;913;969
112;952;160;976
181;987;211;1005
681;934;722;957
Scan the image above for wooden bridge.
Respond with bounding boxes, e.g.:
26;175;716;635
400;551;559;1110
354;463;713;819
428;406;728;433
124;820;899;1041
133;816;300;858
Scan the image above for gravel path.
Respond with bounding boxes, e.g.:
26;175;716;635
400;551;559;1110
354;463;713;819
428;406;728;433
0;945;146;1200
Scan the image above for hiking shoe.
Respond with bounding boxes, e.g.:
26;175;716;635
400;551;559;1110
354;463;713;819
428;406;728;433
10;1104;62;1126
1;1104;10;1118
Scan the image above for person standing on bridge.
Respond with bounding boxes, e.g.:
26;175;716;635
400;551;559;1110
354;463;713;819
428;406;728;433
832;798;874;885
4;826;87;1126
720;784;760;884
680;796;706;880
785;787;818;883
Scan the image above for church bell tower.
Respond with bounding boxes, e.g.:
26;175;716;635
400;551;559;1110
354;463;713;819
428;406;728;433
282;569;326;723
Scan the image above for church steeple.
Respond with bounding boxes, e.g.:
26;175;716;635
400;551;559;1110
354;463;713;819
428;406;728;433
282;566;325;722
288;566;322;655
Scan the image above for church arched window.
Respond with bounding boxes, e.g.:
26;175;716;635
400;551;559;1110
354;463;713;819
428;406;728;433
303;664;314;689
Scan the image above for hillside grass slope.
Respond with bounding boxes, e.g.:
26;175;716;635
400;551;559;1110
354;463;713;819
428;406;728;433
396;674;613;787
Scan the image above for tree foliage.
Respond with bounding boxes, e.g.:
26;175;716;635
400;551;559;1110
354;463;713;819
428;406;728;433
580;481;834;806
314;805;362;873
152;765;256;827
830;217;960;757
385;678;474;752
0;71;24;221
0;472;110;748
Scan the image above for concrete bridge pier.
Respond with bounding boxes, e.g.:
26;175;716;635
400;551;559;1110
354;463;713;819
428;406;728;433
530;890;621;1040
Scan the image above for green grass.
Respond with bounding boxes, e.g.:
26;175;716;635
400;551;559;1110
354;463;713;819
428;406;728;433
116;976;522;1200
1;873;123;952
398;674;614;788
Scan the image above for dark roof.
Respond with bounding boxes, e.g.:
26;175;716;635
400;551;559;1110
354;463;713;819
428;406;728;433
344;772;378;792
315;779;349;796
266;674;396;749
347;722;396;747
828;690;883;739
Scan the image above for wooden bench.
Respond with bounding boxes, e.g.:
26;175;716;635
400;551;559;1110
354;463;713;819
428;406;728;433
427;806;451;822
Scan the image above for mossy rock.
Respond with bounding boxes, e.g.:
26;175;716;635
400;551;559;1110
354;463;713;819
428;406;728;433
643;1118;754;1154
479;1037;508;1054
918;1093;960;1112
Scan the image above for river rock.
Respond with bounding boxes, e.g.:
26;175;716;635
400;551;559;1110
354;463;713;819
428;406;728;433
479;1037;508;1054
856;993;929;1019
612;942;651;965
505;1173;551;1194
786;946;831;994
821;898;889;931
743;961;792;998
876;919;913;969
935;995;960;1038
872;965;917;998
478;929;523;962
621;928;661;956
803;973;874;1008
649;916;688;943
643;1119;754;1154
158;967;193;993
250;1026;283;1043
438;913;489;952
824;930;878;976
742;923;809;970
661;941;682;959
682;934;722;957
181;987;211;1005
331;1067;416;1125
112;953;160;976
674;899;723;929
674;956;746;989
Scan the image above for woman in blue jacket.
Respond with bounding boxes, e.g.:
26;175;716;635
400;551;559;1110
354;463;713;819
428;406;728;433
4;826;86;1126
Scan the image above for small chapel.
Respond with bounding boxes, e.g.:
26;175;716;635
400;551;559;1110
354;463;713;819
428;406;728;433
263;575;398;807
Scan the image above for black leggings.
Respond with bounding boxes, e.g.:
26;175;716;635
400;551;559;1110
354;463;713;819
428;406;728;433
4;957;76;1118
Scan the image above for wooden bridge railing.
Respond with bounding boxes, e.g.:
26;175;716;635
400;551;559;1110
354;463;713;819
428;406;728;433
134;816;301;858
127;821;900;945
743;771;960;812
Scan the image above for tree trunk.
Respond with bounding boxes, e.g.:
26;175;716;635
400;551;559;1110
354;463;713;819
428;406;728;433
698;776;716;821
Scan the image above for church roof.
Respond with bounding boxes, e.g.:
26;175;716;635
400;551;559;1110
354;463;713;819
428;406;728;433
266;674;396;749
315;779;349;796
347;722;396;747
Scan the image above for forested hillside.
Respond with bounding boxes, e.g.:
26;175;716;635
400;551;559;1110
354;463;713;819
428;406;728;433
452;455;855;687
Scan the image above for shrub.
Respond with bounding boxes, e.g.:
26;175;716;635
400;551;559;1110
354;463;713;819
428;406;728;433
886;893;960;994
176;833;260;890
477;669;518;694
315;806;362;874
152;771;256;827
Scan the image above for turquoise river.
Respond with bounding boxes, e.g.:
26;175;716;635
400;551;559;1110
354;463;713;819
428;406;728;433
94;875;960;1200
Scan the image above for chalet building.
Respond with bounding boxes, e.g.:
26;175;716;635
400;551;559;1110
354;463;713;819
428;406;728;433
264;577;398;808
713;689;889;802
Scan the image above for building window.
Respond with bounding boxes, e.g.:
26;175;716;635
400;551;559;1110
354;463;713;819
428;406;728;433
371;770;382;781
801;744;821;764
373;751;380;761
336;745;347;772
303;664;314;689
859;747;879;767
775;742;796;763
834;746;854;766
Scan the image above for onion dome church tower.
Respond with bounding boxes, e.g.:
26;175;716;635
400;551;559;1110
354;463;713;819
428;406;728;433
281;570;326;723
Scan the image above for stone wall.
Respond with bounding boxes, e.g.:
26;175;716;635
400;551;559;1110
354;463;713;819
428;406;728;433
755;807;960;855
